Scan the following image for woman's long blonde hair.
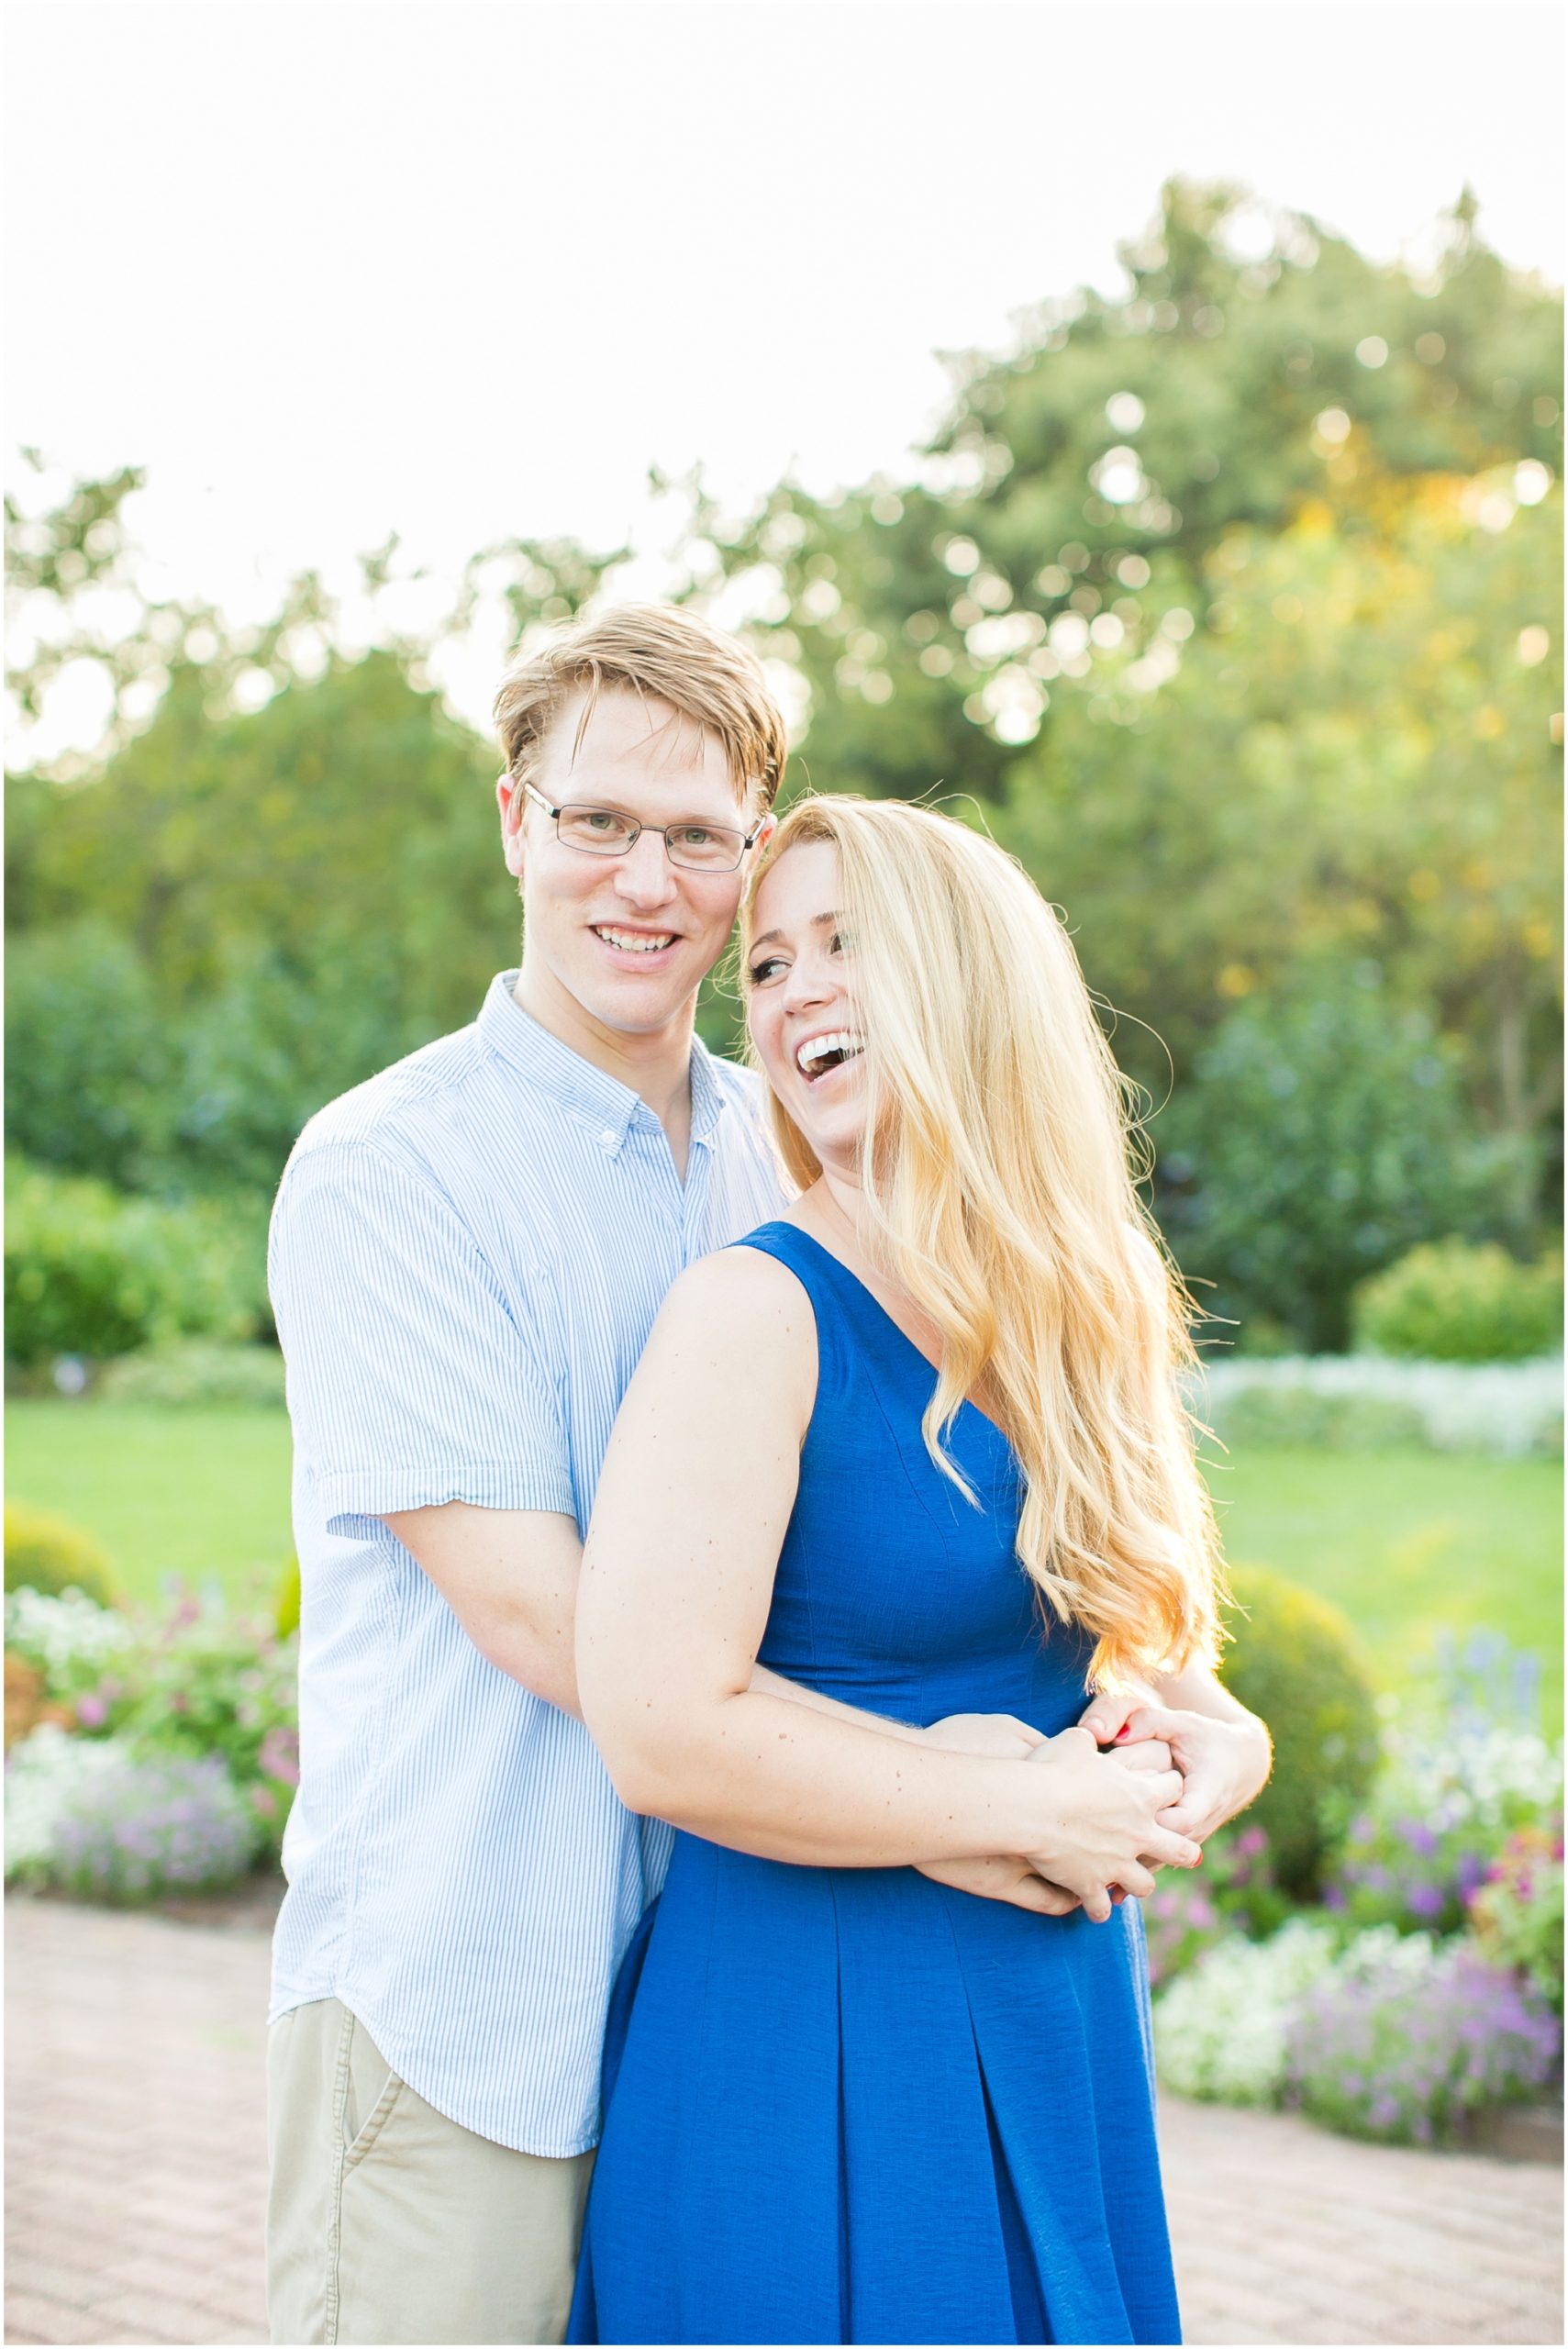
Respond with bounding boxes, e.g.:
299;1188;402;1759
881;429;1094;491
741;794;1224;1690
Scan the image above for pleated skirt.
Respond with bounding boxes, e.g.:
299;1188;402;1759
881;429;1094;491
569;1832;1181;2346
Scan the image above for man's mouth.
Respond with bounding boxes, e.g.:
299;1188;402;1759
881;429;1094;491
592;925;679;957
795;1030;864;1082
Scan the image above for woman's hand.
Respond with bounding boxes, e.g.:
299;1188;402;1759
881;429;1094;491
1020;1727;1199;1922
914;1713;1081;1912
1084;1693;1271;1843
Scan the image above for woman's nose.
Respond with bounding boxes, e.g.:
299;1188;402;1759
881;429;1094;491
782;952;836;1013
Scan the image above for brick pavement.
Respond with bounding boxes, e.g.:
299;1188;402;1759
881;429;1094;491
6;1896;1562;2346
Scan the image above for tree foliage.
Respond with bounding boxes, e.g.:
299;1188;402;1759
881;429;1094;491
5;184;1562;1343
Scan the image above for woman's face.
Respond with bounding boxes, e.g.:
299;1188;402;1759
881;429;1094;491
747;839;868;1181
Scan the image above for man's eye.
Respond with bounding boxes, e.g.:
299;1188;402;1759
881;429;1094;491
676;828;713;846
584;810;619;831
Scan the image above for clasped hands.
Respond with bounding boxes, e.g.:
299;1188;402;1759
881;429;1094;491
917;1690;1269;1923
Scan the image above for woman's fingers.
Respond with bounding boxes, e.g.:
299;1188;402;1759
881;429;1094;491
1146;1824;1205;1870
1106;1738;1173;1775
1114;1859;1159;1901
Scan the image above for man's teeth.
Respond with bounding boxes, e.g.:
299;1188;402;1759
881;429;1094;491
595;927;675;954
795;1030;864;1076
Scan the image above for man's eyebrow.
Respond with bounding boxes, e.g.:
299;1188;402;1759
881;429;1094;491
749;912;841;951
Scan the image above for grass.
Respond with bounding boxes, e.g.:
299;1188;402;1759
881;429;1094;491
6;1401;1562;1732
5;1402;295;1612
1205;1441;1562;1735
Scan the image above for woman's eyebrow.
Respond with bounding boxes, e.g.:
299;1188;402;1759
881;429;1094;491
751;911;841;951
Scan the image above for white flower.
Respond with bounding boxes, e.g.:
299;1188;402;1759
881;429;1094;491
4;1727;134;1876
1154;1919;1340;2102
1189;1353;1562;1459
4;1587;130;1680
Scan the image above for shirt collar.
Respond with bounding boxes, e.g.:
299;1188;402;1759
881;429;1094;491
477;972;728;1154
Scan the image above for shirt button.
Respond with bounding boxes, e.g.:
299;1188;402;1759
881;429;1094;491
600;1128;617;1148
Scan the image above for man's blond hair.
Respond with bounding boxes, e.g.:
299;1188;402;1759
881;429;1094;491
493;604;787;809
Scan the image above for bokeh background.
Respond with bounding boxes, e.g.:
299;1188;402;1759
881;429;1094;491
4;0;1563;2222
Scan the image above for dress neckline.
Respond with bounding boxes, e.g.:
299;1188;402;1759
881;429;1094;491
761;1221;1014;1453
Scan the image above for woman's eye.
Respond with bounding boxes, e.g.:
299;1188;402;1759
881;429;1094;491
748;956;786;985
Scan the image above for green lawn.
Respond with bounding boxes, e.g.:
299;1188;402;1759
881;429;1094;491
1205;1442;1562;1734
6;1402;1562;1731
6;1402;295;1612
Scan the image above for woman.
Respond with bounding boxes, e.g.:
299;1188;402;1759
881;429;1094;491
570;797;1271;2345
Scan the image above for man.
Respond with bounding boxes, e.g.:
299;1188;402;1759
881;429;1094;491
264;606;795;2344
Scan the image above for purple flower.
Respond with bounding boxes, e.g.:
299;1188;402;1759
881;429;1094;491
75;1692;109;1730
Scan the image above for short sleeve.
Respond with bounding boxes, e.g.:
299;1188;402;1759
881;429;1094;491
269;1141;576;1532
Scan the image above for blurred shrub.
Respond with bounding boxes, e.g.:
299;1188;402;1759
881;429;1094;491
1351;1240;1563;1364
1161;973;1508;1352
4;1159;267;1365
98;1339;286;1408
1220;1566;1381;1898
274;1556;301;1640
1284;1930;1561;2146
4;921;175;1187
1196;1353;1562;1458
1215;1386;1427;1451
4;1501;119;1609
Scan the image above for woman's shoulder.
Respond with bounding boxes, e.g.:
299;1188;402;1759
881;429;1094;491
662;1232;818;1347
651;1239;819;1424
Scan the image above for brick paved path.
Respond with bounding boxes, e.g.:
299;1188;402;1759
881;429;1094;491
6;1897;1562;2346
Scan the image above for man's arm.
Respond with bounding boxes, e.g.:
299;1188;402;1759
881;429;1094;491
382;1500;977;1739
383;1503;585;1717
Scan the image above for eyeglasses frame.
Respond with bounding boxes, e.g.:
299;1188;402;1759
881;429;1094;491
521;781;764;874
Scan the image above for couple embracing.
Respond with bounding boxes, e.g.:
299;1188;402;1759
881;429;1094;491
263;604;1271;2348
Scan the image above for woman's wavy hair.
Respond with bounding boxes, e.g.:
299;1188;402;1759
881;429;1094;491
741;794;1225;1691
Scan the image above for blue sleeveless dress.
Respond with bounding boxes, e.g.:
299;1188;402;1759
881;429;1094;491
569;1223;1180;2346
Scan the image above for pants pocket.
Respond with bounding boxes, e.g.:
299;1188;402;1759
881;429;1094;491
336;2009;404;2171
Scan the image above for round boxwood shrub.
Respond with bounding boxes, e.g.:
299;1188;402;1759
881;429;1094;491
1219;1565;1380;1899
1351;1240;1562;1364
274;1556;301;1641
4;1501;120;1609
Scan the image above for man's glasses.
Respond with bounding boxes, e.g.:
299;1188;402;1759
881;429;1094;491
523;783;759;874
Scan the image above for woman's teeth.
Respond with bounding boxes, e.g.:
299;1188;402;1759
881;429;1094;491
795;1030;863;1078
595;927;676;954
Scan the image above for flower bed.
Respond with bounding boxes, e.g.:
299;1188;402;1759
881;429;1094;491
1151;1633;1564;2148
5;1577;298;1898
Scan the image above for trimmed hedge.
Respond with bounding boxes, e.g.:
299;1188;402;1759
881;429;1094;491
1352;1241;1562;1364
1220;1564;1381;1899
5;1501;120;1609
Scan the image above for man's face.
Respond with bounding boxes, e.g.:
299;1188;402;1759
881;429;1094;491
498;686;764;1045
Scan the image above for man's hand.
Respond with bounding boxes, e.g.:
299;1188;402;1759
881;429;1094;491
1079;1689;1271;1843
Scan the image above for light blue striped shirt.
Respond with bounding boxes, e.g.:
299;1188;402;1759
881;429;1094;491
267;973;787;2154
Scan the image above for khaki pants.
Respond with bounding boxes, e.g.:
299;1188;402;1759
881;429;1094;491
266;1998;594;2346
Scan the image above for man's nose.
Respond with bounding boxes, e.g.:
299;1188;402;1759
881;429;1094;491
611;829;679;906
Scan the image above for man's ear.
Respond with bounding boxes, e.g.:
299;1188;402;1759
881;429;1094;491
750;811;778;859
497;774;527;880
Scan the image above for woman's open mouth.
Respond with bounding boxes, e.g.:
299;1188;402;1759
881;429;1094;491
795;1030;864;1083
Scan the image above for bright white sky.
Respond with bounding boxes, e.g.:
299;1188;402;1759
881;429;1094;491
6;0;1563;742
